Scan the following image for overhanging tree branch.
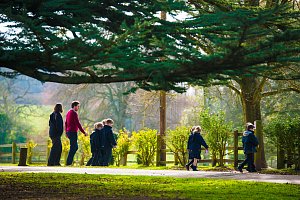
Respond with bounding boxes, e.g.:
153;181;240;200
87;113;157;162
262;87;300;97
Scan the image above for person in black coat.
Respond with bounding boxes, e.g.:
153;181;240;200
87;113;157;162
186;126;209;171
96;118;117;166
238;123;259;173
86;122;103;166
48;103;64;166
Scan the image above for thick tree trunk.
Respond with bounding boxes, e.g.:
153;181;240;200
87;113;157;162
157;90;167;166
240;77;267;169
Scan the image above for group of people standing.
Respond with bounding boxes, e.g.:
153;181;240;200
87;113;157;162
47;101;116;166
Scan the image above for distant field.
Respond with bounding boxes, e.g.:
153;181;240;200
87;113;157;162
18;105;52;136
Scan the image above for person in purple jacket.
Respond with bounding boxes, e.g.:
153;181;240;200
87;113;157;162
65;101;88;166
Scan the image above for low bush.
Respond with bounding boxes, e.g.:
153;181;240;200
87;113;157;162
166;126;189;166
131;128;157;166
113;129;130;166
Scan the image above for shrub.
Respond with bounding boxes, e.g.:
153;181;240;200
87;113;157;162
78;131;91;166
113;129;130;166
200;110;233;167
26;140;37;164
166;126;190;166
264;116;300;170
131;128;157;166
61;136;70;165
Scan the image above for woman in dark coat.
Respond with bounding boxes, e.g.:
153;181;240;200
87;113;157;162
186;126;209;171
48;103;64;166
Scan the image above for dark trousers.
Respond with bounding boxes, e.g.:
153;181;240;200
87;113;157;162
66;132;78;165
88;150;101;166
91;150;102;166
96;148;112;166
239;153;256;171
48;137;62;165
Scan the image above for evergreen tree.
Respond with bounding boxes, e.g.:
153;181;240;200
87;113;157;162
0;1;299;91
187;0;300;169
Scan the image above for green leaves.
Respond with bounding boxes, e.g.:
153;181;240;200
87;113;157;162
200;109;233;166
264;116;300;169
166;126;190;166
113;129;130;166
131;128;157;166
0;1;299;91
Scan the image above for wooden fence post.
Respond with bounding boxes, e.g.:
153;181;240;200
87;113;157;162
18;147;28;166
12;142;17;164
234;130;239;168
46;139;51;162
80;153;85;166
120;152;128;166
174;152;179;166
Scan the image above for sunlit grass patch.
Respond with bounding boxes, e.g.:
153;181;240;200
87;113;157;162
0;173;299;199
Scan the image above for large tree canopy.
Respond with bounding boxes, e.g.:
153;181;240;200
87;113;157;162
0;0;299;91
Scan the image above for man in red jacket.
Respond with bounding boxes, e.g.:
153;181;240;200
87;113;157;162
65;101;88;165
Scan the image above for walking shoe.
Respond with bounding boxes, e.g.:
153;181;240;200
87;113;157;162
185;164;190;171
246;168;257;172
191;165;198;171
249;169;257;173
237;166;243;173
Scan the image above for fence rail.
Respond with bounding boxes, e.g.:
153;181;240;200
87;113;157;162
0;131;244;167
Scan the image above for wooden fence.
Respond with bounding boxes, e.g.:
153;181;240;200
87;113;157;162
0;131;244;167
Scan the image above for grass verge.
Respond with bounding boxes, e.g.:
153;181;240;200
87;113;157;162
0;173;299;199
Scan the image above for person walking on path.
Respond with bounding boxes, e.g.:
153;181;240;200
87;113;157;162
185;126;195;170
48;103;64;166
186;126;209;171
97;118;117;166
65;101;88;166
86;122;103;166
238;123;259;173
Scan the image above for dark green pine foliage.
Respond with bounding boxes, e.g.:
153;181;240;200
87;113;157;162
0;0;299;92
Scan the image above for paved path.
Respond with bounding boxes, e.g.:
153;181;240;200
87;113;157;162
0;166;299;184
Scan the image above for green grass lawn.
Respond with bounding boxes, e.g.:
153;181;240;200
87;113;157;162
0;173;299;199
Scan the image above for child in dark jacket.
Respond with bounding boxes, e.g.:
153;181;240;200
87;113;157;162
86;122;103;166
237;123;259;173
97;118;117;166
186;126;209;171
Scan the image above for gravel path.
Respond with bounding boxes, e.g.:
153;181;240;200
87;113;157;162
1;166;299;184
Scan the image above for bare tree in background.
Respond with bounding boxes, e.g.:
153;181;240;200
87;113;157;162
44;82;135;131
